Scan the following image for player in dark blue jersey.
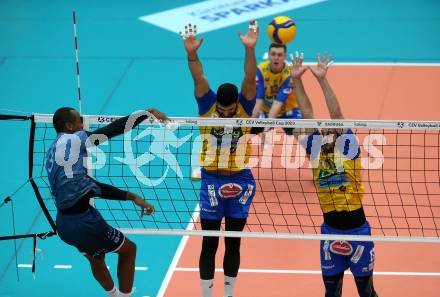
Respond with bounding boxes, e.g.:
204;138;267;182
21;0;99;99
46;107;167;297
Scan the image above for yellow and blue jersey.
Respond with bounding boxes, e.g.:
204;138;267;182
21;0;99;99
256;60;298;115
196;89;255;173
306;129;364;213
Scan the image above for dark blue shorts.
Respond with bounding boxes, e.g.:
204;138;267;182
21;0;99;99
56;207;125;258
320;222;375;277
200;169;256;220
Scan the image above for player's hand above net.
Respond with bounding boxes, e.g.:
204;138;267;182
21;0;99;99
238;20;259;49
146;108;168;122
127;192;155;216
289;51;308;79
309;52;333;80
180;23;204;55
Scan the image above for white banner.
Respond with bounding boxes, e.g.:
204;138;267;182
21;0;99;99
139;0;327;34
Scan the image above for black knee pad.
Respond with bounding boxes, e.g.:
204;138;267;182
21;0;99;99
354;275;378;297
225;237;241;255
201;236;219;257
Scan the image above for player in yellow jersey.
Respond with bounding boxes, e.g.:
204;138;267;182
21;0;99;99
251;43;302;137
180;20;258;297
291;52;378;297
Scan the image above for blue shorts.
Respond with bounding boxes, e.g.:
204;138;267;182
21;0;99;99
260;108;302;135
320;222;375;277
56;207;125;258
200;169;256;220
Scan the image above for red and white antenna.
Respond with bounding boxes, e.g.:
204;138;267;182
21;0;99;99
72;11;82;115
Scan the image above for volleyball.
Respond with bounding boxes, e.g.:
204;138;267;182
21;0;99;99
267;16;297;45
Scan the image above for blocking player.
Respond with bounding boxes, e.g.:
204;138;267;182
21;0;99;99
290;53;379;297
251;43;302;137
46;107;167;297
180;21;258;297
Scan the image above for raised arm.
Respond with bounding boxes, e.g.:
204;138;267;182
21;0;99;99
252;67;265;117
289;52;314;119
87;109;168;143
309;53;343;119
238;20;259;100
180;23;209;97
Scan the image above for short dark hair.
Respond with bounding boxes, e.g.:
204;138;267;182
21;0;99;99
53;107;76;133
216;83;238;106
269;43;286;52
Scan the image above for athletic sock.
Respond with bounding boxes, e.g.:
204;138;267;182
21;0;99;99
200;279;214;297
106;286;119;297
224;275;236;297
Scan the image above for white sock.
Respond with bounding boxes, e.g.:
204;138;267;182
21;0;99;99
106;286;119;297
200;279;214;297
224;275;236;297
118;291;131;297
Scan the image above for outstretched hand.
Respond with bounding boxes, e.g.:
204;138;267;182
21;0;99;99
238;20;259;49
146;108;168;122
180;23;204;55
289;51;308;79
309;52;333;80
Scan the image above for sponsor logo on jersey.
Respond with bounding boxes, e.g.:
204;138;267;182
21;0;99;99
219;183;243;198
282;87;293;94
330;241;353;255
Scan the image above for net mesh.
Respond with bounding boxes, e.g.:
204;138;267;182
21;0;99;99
31;114;440;241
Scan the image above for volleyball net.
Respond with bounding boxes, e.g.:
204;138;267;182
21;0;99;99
28;113;440;243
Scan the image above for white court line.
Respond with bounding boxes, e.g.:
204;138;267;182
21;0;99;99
175;267;440;277
54;265;72;269
18;263;149;271
156;204;200;297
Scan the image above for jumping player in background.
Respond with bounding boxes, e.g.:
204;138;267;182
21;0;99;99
290;53;379;297
251;43;302;139
46;108;167;297
180;20;258;297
